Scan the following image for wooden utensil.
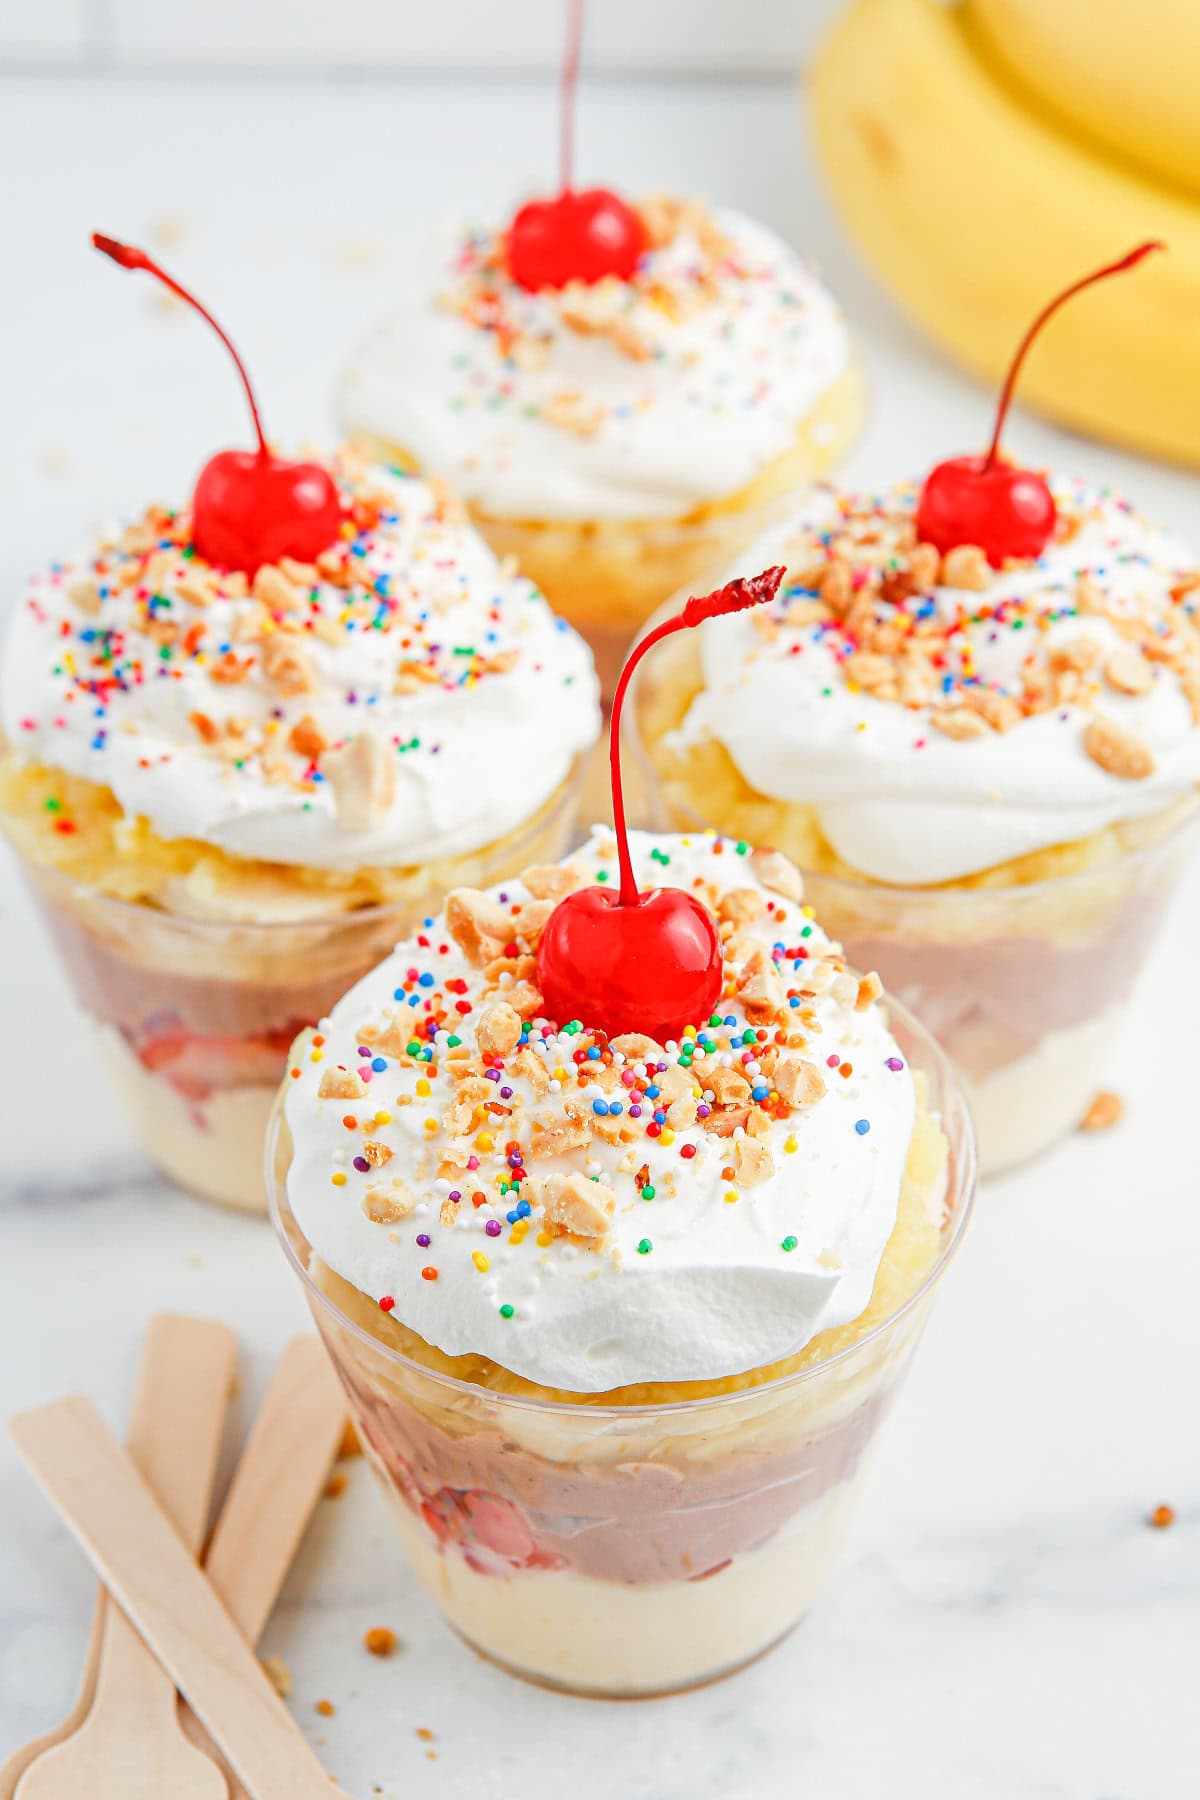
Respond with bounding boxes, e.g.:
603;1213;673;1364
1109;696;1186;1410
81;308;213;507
181;1337;348;1796
10;1397;353;1800
11;1316;235;1800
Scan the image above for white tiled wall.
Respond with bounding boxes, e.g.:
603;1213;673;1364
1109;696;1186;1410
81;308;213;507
1;0;842;73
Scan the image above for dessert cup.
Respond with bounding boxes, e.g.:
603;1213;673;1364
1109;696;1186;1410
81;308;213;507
9;769;583;1212
630;468;1200;1173
2;442;601;1211
271;990;975;1698
341;198;861;690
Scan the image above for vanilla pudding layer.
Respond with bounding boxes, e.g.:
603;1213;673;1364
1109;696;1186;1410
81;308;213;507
376;1464;860;1696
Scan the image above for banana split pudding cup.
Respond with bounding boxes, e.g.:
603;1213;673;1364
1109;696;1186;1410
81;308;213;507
271;825;975;1696
0;448;600;1210
340;195;860;687
633;476;1200;1174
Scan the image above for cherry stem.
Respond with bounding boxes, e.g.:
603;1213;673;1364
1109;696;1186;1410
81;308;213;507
982;240;1164;472
91;232;270;460
608;566;786;907
560;0;585;193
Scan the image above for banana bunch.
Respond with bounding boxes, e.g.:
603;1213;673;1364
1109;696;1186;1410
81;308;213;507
810;0;1200;465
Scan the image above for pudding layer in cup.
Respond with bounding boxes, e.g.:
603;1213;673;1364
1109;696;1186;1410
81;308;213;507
633;478;1200;1174
271;827;975;1695
341;199;860;688
1;452;600;1209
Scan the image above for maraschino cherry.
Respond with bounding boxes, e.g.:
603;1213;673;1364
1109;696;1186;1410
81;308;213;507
92;233;342;575
916;240;1164;565
507;0;645;292
537;566;785;1042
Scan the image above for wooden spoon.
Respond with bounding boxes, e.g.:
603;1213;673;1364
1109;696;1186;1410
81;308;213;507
13;1316;235;1800
181;1337;348;1796
10;1396;354;1800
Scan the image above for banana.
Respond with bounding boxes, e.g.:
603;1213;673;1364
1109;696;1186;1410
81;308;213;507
809;0;1200;466
965;0;1200;196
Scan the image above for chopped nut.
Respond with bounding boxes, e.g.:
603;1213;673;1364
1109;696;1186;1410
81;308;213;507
511;1045;551;1094
1084;714;1156;780
717;888;767;927
855;971;883;1012
290;713;328;759
261;1655;292;1699
1080;1090;1124;1132
665;1094;698;1130
503;979;545;1021
732;1136;774;1186
252;564;304;611
363;1626;399;1658
1104;649;1154;697
749;847;803;903
708;1066;752;1107
1048;635;1103;675
532;1115;592;1158
609;1032;668;1061
908;542;940;589
521;863;584;902
537;1172;615;1240
67;577;102;614
541;389;605;436
261;633;316;697
477;1001;523;1056
737;949;785;1022
318;1066;367;1101
363;1182;415;1224
940;544;991;590
774;1058;827;1106
322;732;397;831
189;711;219;745
445;888;513;964
362;1139;393;1167
931;707;989;740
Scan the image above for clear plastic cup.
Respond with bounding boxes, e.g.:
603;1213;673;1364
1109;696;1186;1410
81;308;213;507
268;1002;975;1698
9;768;586;1212
627;624;1200;1174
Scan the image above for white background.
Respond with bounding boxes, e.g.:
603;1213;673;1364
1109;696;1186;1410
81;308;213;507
0;17;1197;1800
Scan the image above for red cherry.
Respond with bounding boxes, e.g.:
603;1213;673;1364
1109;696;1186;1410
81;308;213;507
508;189;645;292
536;565;786;1041
916;240;1164;565
505;0;644;293
537;884;722;1044
917;457;1057;564
192;449;341;572
92;233;342;575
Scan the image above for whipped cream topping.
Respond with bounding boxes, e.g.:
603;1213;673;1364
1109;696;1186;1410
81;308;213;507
672;477;1200;883
283;827;920;1393
340;201;851;523
2;450;599;878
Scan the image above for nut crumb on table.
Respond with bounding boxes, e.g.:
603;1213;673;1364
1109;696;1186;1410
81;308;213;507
1080;1091;1124;1132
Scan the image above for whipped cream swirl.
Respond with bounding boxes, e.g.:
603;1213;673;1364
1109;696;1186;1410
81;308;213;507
673;476;1200;883
340;203;851;523
2;451;600;875
283;827;920;1392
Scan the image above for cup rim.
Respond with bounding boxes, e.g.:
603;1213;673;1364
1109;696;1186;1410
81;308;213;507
266;992;978;1421
4;752;590;936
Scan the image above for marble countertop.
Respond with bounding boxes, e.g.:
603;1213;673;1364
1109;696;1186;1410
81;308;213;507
1;69;1197;1800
